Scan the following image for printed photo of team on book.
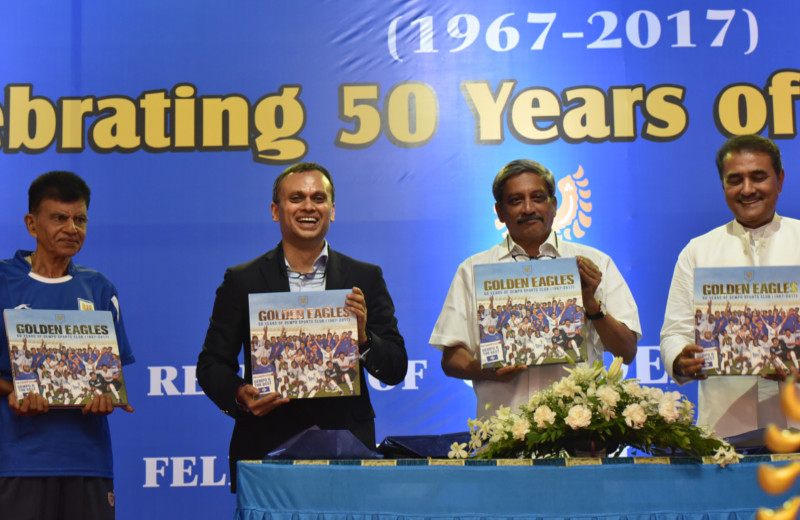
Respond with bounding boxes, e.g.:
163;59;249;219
695;300;800;376
250;324;360;399
9;338;126;406
478;294;586;368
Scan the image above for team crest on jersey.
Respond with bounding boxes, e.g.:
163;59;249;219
56;314;64;323
745;271;754;280
300;297;307;305
78;298;95;311
495;165;592;241
523;266;531;274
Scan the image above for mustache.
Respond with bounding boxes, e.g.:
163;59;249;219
516;213;544;224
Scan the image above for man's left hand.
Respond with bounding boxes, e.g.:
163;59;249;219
765;362;800;382
346;287;368;346
82;393;134;415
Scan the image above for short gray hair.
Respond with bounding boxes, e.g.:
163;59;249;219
492;159;555;204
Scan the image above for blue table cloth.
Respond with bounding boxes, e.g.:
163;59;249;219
236;455;798;519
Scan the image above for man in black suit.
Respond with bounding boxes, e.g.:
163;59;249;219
197;162;407;491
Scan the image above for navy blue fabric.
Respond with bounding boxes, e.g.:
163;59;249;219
265;427;382;460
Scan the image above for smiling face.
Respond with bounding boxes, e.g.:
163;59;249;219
25;198;88;265
271;169;335;248
721;150;784;229
495;172;556;255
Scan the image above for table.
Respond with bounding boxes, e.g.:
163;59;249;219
236;455;800;519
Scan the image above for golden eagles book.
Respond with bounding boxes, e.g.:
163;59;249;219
473;258;586;369
3;309;129;407
694;266;800;376
248;290;360;399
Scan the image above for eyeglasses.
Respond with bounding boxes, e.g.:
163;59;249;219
507;234;558;262
511;252;556;262
286;267;327;281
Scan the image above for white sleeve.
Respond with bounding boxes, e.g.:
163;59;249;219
660;244;695;384
429;259;480;354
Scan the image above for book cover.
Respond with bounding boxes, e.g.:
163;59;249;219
4;309;128;407
248;289;360;398
473;258;586;369
694;266;800;375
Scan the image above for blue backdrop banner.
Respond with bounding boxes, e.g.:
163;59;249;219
2;1;799;518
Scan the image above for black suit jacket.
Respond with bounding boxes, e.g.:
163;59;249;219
197;243;407;490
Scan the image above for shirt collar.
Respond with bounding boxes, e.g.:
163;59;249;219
19;249;74;283
732;213;781;236
732;213;782;254
501;232;560;260
282;241;329;273
312;242;329;272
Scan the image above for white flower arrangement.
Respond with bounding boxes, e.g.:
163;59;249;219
450;357;742;466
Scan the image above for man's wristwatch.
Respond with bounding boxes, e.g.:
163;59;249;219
585;301;605;321
585;309;605;320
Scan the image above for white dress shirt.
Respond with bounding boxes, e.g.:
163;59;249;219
660;214;800;438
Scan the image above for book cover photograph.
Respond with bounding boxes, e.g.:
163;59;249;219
248;289;360;399
694;266;800;376
473;258;586;369
3;309;128;407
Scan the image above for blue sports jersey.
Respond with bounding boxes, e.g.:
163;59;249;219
0;250;135;478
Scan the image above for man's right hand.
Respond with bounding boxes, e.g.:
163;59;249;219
673;344;707;380
8;391;50;417
236;384;290;416
442;345;528;383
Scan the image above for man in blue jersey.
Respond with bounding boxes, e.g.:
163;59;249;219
0;171;135;520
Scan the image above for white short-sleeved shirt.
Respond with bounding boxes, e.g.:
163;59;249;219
430;233;641;418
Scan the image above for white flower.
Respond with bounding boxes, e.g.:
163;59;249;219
596;385;621;408
495;405;512;420
564;363;601;383
658;391;682;424
476;421;492;440
645;386;664;406
553;378;581;398
469;436;483;450
678;399;695;422
448;442;468;459
565;405;592;430
711;445;742;467
607;356;624;380
533;405;557;429
528;390;548;410
598;404;616;421
622;381;645;399
622;403;647;429
511;416;531;440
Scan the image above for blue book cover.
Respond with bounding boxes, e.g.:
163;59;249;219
248;289;360;398
3;309;127;407
473;258;585;369
694;266;800;376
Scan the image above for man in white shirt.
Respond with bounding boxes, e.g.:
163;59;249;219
430;159;640;417
660;134;800;439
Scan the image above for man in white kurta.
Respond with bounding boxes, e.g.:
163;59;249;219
660;134;800;439
430;159;641;418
